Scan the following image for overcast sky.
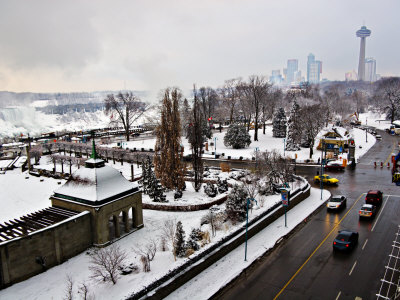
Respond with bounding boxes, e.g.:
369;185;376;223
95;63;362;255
0;0;399;96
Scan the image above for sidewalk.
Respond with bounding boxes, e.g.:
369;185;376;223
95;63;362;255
165;187;331;300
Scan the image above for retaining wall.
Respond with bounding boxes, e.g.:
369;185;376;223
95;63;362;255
128;176;310;299
0;212;92;289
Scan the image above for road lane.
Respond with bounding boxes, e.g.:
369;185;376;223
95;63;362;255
217;131;400;300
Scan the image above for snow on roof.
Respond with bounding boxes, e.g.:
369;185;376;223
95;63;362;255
54;164;137;203
393;120;400;126
320;126;351;140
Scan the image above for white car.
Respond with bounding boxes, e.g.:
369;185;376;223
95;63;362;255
327;195;347;210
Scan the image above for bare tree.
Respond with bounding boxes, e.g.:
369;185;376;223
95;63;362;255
160;219;177;261
104;92;149;141
300;104;325;159
63;275;74;300
42;142;54;155
133;238;157;272
78;282;92;300
186;86;205;192
373;77;400;122
50;154;59;173
65;156;74;175
258;149;294;186
220;78;242;124
239;76;271;141
30;145;43;165
199;86;218;128
89;245;127;285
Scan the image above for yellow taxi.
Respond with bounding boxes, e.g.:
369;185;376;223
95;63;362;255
314;174;339;185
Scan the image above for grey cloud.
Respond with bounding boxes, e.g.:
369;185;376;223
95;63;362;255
0;1;100;70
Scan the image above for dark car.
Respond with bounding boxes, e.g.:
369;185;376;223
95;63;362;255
365;190;383;206
333;230;359;251
325;161;345;171
327;195;347;210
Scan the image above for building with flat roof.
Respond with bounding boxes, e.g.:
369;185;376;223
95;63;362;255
307;53;322;83
286;59;298;85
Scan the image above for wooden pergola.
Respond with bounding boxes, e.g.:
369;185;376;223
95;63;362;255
0;207;79;243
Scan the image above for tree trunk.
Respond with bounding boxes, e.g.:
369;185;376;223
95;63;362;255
254;119;258;141
263;122;266;134
131;164;134;181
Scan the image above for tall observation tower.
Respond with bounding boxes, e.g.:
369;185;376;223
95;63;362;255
356;25;371;81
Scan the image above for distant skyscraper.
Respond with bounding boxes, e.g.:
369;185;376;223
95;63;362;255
356;25;371;81
270;70;283;85
286;59;298;84
294;70;302;84
307;53;322;83
365;57;376;82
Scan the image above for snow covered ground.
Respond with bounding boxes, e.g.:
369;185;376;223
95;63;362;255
166;188;331;300
0;164;303;300
115;125;376;163
0;110;383;299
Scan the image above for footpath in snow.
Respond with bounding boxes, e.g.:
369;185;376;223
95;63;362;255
165;187;331;300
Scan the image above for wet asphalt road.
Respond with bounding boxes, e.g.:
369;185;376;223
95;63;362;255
215;131;400;300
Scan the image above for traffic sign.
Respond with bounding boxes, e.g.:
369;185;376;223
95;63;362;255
281;189;289;206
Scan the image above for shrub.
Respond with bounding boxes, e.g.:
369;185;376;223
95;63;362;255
223;123;251;149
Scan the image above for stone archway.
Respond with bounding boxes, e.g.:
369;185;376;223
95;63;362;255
108;214;119;241
130;206;136;229
118;211;127;235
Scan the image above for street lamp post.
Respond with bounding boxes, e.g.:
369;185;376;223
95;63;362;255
283;138;286;156
320;141;324;200
245;198;257;261
255;147;259;168
214;137;218;159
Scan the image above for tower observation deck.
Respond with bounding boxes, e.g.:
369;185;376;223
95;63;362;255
356;26;371;81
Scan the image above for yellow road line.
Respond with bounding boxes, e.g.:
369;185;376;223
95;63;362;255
273;193;364;300
383;141;397;165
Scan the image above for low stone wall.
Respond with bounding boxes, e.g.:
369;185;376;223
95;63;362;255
143;195;228;212
127;177;310;299
0;212;92;289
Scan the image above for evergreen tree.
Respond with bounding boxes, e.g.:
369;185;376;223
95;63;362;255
140;155;166;202
204;182;218;197
225;184;249;222
217;177;228;193
272;107;287;138
286;100;301;151
139;156;152;194
147;165;167;202
154;88;186;191
174;221;187;258
223;123;251;149
187;228;203;251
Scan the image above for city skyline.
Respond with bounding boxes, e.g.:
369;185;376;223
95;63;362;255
0;0;399;94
